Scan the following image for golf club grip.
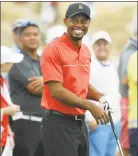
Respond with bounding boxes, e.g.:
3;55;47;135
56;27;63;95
108;111;119;140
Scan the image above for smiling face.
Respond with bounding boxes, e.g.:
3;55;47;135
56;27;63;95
64;13;90;41
93;39;111;61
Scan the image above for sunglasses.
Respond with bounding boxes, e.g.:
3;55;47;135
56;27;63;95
18;21;39;34
20;21;38;28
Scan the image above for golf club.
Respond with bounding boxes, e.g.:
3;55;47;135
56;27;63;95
108;111;124;156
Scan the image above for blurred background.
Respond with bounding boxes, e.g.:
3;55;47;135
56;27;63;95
1;1;137;58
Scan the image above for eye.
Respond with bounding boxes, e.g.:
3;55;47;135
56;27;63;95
82;20;89;24
70;19;77;23
24;33;31;37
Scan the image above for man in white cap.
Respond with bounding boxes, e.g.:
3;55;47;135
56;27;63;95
85;31;121;156
1;46;23;155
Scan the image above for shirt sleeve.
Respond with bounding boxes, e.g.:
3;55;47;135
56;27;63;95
8;64;29;87
40;43;63;83
118;49;136;78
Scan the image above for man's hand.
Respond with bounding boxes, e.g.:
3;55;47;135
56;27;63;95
28;76;43;90
99;95;115;113
2;105;20;116
26;76;43;95
85;100;110;125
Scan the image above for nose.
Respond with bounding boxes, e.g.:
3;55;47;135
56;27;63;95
75;20;84;27
30;34;36;40
99;44;105;49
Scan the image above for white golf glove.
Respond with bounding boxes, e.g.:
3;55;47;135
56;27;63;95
99;95;115;113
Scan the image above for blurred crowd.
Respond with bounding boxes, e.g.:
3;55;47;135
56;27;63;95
0;2;137;156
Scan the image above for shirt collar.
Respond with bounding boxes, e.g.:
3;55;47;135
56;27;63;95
20;50;40;61
95;57;112;67
100;60;112;66
60;33;82;52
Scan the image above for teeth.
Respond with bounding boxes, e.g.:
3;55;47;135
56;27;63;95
74;30;83;35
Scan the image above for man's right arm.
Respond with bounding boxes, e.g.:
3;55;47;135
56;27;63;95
46;81;109;124
9;64;43;96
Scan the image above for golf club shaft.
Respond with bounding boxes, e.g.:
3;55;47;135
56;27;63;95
108;111;124;156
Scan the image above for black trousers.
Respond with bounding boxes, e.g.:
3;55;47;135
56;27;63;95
129;128;138;156
12;119;44;156
40;111;89;156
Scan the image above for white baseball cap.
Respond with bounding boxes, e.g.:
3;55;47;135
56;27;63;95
91;31;112;45
1;46;24;64
45;25;66;43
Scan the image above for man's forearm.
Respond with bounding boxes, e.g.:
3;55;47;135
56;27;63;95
87;84;103;101
51;86;93;111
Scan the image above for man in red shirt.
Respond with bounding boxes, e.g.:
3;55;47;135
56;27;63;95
40;3;112;156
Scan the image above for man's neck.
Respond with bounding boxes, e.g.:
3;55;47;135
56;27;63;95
71;40;81;49
66;33;81;49
22;48;37;60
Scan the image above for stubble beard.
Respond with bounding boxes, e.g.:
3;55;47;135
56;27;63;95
71;35;83;41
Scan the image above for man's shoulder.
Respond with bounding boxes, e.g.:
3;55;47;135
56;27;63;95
82;43;89;49
9;57;29;76
81;43;91;56
42;37;64;56
120;39;137;57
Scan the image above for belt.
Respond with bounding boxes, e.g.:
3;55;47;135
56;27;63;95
21;115;42;122
12;112;42;122
46;110;84;121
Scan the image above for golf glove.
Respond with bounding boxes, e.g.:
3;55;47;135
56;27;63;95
99;95;115;113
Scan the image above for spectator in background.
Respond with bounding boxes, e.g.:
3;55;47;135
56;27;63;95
85;31;121;156
1;46;22;155
8;21;44;156
117;14;137;156
127;51;137;156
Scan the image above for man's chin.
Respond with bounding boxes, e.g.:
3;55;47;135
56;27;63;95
28;46;38;49
72;35;83;41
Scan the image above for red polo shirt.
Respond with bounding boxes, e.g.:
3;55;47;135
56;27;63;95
40;33;91;115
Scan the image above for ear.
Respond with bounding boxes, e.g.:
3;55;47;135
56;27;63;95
64;18;68;27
